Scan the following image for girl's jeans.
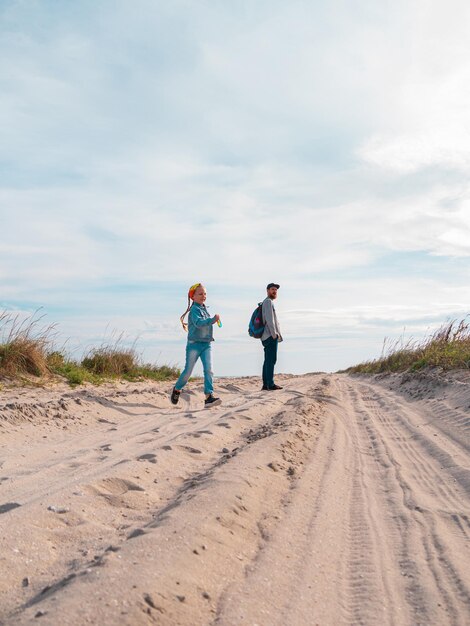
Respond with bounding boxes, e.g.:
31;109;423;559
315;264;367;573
175;341;214;395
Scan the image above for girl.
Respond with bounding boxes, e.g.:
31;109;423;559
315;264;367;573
171;283;221;408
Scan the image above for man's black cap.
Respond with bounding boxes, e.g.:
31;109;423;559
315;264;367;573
266;283;280;289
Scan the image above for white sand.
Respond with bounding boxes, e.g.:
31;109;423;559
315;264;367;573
0;372;469;625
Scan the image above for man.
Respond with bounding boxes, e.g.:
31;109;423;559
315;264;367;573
261;282;283;390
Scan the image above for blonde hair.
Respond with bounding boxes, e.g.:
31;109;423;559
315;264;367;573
180;282;202;331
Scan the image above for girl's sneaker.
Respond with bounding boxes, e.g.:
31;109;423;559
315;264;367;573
170;387;181;405
204;394;221;408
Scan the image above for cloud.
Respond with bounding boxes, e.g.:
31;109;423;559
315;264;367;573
2;158;470;304
357;2;470;174
358;129;470;173
2;0;470;372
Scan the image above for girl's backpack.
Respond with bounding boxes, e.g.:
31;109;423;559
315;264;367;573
248;303;264;338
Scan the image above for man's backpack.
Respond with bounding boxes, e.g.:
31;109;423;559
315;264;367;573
248;303;265;338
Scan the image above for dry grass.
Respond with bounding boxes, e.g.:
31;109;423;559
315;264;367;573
0;310;55;378
82;346;138;377
346;318;470;374
81;337;180;382
0;312;179;386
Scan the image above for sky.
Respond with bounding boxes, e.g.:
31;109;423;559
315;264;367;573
1;0;470;377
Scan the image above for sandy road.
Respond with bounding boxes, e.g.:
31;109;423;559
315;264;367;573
1;373;469;625
217;375;470;625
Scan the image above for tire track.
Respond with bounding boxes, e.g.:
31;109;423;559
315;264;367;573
341;377;470;626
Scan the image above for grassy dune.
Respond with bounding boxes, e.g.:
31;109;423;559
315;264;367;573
0;311;179;386
345;318;470;374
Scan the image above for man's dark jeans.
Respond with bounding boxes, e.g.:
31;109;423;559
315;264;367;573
262;336;278;388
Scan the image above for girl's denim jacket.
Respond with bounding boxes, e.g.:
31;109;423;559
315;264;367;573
188;303;215;343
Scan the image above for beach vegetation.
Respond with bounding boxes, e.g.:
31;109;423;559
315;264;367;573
47;354;102;386
0;310;54;378
79;336;180;382
0;310;179;386
345;318;470;374
81;345;138;377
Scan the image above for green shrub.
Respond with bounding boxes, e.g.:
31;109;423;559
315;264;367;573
46;351;66;369
50;359;102;386
125;364;180;382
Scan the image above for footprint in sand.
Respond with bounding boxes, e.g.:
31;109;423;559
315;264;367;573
222;383;243;392
68;461;84;469
100;443;112;452
219;412;234;420
127;528;146;540
216;423;232;429
161;445;172;451
178;445;202;455
197;429;213;435
137;453;157;464
0;502;21;514
87;478;145;506
286;397;301;406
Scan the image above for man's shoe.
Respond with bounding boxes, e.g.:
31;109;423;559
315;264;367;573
261;385;268;390
170;387;181;405
267;384;283;390
205;394;221;408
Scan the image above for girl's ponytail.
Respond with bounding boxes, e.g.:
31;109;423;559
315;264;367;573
180;296;191;332
180;283;201;331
